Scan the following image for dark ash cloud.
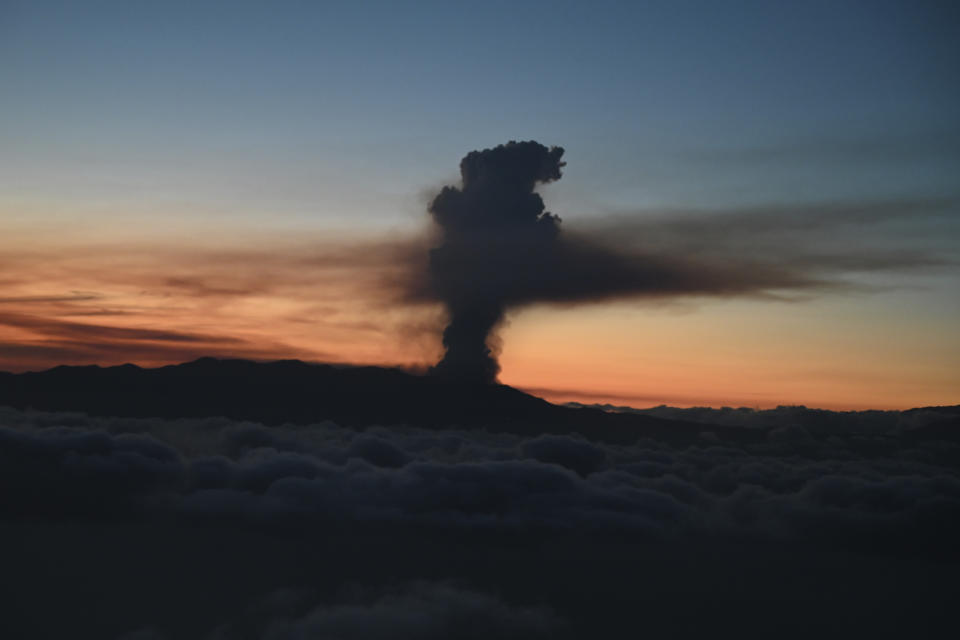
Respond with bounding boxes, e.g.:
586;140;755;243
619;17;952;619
426;141;566;383
417;141;957;383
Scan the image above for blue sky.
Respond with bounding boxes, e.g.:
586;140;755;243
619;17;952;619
3;0;957;226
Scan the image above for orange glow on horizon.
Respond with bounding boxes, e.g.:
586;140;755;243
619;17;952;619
1;234;957;411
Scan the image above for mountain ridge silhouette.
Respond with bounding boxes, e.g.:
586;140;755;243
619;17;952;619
1;358;955;444
0;357;748;444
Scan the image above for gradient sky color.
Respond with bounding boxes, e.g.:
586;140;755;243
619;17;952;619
1;0;958;409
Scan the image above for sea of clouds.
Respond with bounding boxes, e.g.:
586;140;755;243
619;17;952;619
4;404;960;638
2;405;958;547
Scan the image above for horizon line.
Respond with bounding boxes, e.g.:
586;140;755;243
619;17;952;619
2;356;954;414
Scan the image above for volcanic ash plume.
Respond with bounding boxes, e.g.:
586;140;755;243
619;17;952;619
428;141;566;383
420;140;940;384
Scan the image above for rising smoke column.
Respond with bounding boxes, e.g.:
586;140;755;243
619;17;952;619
422;141;937;383
428;141;566;383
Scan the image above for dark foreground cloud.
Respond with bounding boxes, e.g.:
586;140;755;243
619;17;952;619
209;582;560;640
122;582;561;640
417;141;958;382
2;406;958;638
2;406;957;544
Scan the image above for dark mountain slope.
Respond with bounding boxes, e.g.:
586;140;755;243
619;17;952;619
0;358;756;445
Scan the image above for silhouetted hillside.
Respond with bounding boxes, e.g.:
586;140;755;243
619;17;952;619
2;359;956;445
0;358;762;445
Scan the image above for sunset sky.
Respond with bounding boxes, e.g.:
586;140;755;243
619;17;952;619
1;0;958;409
